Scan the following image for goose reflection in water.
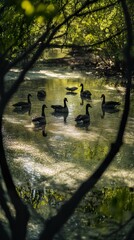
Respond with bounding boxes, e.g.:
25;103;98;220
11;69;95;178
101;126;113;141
51;111;69;123
33;124;47;137
75;121;90;131
65;87;78;95
80;97;92;106
66;91;77;96
101;107;120;119
42;125;47;137
13;106;31;116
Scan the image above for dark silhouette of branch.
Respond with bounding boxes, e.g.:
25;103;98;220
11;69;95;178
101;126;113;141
125;225;134;240
1;0;100;112
48;27;126;49
76;0;119;16
0;132;30;240
104;215;134;239
0;184;15;231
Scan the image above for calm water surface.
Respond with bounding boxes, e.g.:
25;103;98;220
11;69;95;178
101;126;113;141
3;67;134;190
2;66;134;239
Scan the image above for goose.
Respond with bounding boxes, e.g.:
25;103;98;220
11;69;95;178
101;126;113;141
65;87;78;92
37;90;46;99
13;94;32;109
51;97;68;113
75;103;92;124
80;83;92;98
101;94;120;109
32;104;47;126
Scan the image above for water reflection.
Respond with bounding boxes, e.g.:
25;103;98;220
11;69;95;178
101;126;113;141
13;106;31;115
15;183;134;240
51;110;69;123
75;122;90;131
33;124;47;137
66;91;77;96
80;97;92;105
101;107;120;119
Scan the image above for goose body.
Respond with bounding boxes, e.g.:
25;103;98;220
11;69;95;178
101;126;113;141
75;103;92;124
66;87;78;92
13;94;32;109
80;83;92;98
37;90;46;98
101;94;120;109
32;104;47;126
51;98;68;113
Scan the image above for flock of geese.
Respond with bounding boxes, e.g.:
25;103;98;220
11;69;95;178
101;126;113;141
12;83;121;130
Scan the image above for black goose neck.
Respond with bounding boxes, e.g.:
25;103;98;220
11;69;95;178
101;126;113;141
28;95;31;104
102;95;105;104
81;84;84;92
42;106;45;116
86;105;90;115
64;99;67;107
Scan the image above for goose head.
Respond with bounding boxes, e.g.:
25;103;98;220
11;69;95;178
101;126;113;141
86;103;92;108
64;97;68;102
42;104;47;110
101;94;105;99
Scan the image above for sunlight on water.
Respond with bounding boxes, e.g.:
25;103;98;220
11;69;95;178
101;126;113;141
49;123;101;142
4;116;26;124
6;139;93;189
6;68;83;81
38;69;82;79
4;67;134;191
5;130;134;189
103;167;134;187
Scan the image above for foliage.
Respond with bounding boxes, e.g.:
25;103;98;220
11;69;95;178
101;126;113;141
14;186;134;238
0;0;133;71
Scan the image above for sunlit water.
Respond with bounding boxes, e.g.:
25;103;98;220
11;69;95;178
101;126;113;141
2;66;134;239
3;66;134;191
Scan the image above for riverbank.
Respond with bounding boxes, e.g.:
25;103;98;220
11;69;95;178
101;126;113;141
35;55;134;90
